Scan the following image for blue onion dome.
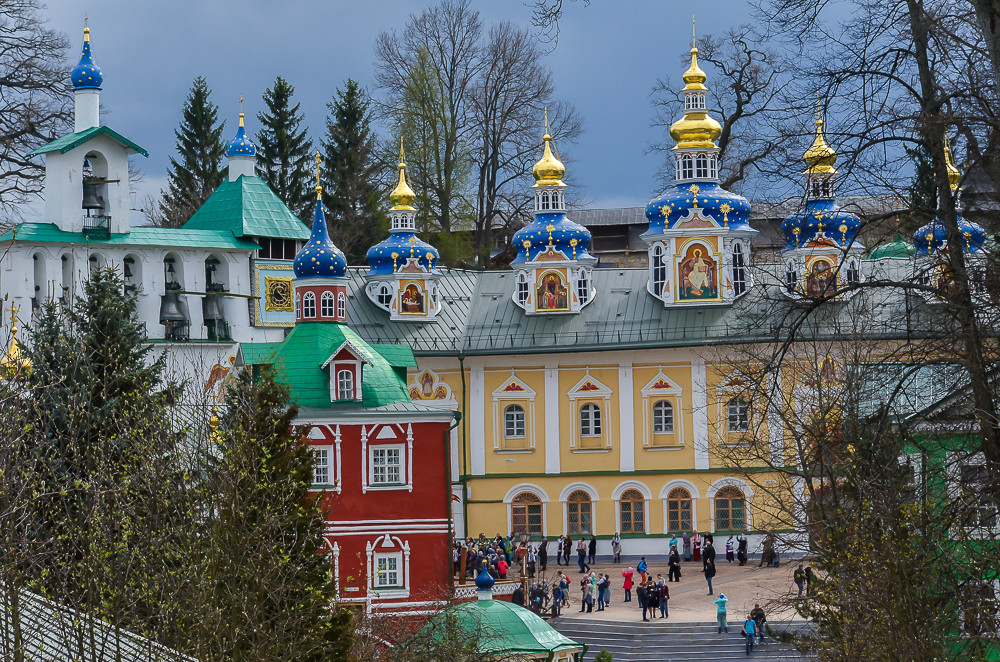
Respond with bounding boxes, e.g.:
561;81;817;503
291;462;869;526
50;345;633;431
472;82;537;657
225;113;257;157
366;145;440;275
475;565;495;591
642;183;751;237
366;233;440;275
71;26;103;90
294;188;347;278
511;215;593;265
914;215;986;255
781;199;862;250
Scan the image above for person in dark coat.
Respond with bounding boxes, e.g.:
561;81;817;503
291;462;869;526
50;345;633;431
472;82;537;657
703;537;717;571
668;547;682;582
588;535;597;565
512;585;525;606
636;582;649;621
736;533;748;566
646;580;660;617
538;537;548;572
704;559;717;595
563;535;572;566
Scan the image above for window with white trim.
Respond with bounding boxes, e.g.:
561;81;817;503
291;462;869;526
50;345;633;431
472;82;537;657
727;398;750;433
504;404;526;438
680;154;694;180
732;243;747;296
580;403;602;436
370;445;403;485
336;369;354;400
846;258;860;286
785;261;798;293
577;272;590;305
541;191;551;210
321;291;335;317
312;447;331;486
959;462;997;529
652;400;674;434
374;552;403;588
652;245;667;296
337;291;346;318
377;285;392;308
302;292;316;318
696;153;708;179
516;273;529;306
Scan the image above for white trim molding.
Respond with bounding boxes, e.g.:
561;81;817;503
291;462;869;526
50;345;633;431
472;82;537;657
612;480;652;535
492;371;538;452
559;482;599;536
567;369;614;450
659;479;701;534
706;476;755;532
640;368;685;449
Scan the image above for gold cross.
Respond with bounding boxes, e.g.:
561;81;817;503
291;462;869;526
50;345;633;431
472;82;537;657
239;92;244;114
5;303;20;332
315;151;322;187
544;107;550;135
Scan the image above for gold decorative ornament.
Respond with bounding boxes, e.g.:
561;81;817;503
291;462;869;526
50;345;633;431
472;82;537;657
390;138;417;209
264;276;294;311
532;108;567;188
804;94;837;175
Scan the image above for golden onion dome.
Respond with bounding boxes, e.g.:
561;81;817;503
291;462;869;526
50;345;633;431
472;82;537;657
532;132;567;188
944;135;961;191
0;321;30;380
803;118;837;174
670;47;722;150
390;140;416;210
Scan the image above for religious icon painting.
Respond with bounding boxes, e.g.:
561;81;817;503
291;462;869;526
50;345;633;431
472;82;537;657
399;282;426;314
535;270;569;311
805;258;836;298
677;244;719;300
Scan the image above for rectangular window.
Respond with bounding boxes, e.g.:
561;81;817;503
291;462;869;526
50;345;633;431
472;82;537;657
312;447;331;486
371;446;402;485
727;400;750;433
567;502;592;535
374;553;401;588
337;369;354;400
667;499;691;532
960;464;997;529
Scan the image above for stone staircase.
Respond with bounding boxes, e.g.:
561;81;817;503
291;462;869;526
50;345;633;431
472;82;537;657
552;617;814;661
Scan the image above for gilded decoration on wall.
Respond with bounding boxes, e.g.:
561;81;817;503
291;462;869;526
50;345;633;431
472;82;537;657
536;271;569;310
678;245;718;300
264;276;294;311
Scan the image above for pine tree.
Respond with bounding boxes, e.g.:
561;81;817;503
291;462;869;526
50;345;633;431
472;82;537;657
256;76;314;222
322;79;386;262
155;76;226;228
191;368;352;661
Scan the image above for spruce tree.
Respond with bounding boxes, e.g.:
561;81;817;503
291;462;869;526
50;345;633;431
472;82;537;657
256;76;314;223
191;368;352;661
156;76;226;228
322;79;386;262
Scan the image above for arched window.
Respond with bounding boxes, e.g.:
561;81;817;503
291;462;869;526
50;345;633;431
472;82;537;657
681;154;694;180
709;155;718;179
553;191;564;209
652;245;667;296
337;291;346;318
811;180;821;197
541;191;551;210
667;487;692;532
577;272;590;305
821;179;832;197
732;243;747;296
512;492;543;537
714;486;746;531
321;291;335;317
377;284;392;308
504;404;526;439
727;398;750;433
580;403;602;436
785;261;799;293
302;292;316;318
516;273;529;305
619;489;645;534
567;490;593;535
652;400;674;434
846;259;860;286
336;369;354;400
696;153;708;179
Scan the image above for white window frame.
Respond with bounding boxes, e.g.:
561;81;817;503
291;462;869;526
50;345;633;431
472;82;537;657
947;451;999;537
320;291;335;317
377;284;392;308
366;534;411;599
337;291;346;318
651;244;667;298
336;369;355;400
579;403;602;436
640;370;684;448
369;443;405;487
302;291;316;318
504;404;526;439
727;398;750;433
731;241;747;296
491;374;537;452
373;552;403;588
652;400;674;434
567;372;614;451
312;446;332;486
516;272;530;306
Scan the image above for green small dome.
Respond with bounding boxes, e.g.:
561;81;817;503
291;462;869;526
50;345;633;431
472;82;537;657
868;233;916;259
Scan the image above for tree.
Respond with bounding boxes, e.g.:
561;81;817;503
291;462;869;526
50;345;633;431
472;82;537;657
322;79;385;263
256;76;314;222
0;0;71;223
155;76;226;228
181;368;352;662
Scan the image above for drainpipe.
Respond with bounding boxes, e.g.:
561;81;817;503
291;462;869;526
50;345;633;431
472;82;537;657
459;354;470;540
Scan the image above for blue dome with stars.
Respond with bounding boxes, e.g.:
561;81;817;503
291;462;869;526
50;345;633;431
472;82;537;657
781;199;862;250
511;212;593;265
366;231;440;276
913;214;986;255
226;115;257;157
71;27;103;90
293;196;347;279
642;182;751;237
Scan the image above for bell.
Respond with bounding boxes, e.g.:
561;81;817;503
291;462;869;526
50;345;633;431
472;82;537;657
159;292;187;324
203;294;225;321
82;183;102;211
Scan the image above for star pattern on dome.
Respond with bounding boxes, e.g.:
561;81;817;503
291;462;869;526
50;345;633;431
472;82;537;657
71;25;104;91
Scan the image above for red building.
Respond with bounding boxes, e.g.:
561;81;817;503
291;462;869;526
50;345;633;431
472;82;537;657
244;182;455;617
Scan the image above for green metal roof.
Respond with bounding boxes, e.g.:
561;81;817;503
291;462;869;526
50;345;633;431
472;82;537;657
239;342;282;366
867;234;916;259
0;223;259;250
418;599;583;657
258;322;412;408
372;344;418;369
27;126;148;157
184;175;311;240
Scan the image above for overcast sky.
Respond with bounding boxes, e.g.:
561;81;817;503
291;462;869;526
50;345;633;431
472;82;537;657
38;0;755;220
